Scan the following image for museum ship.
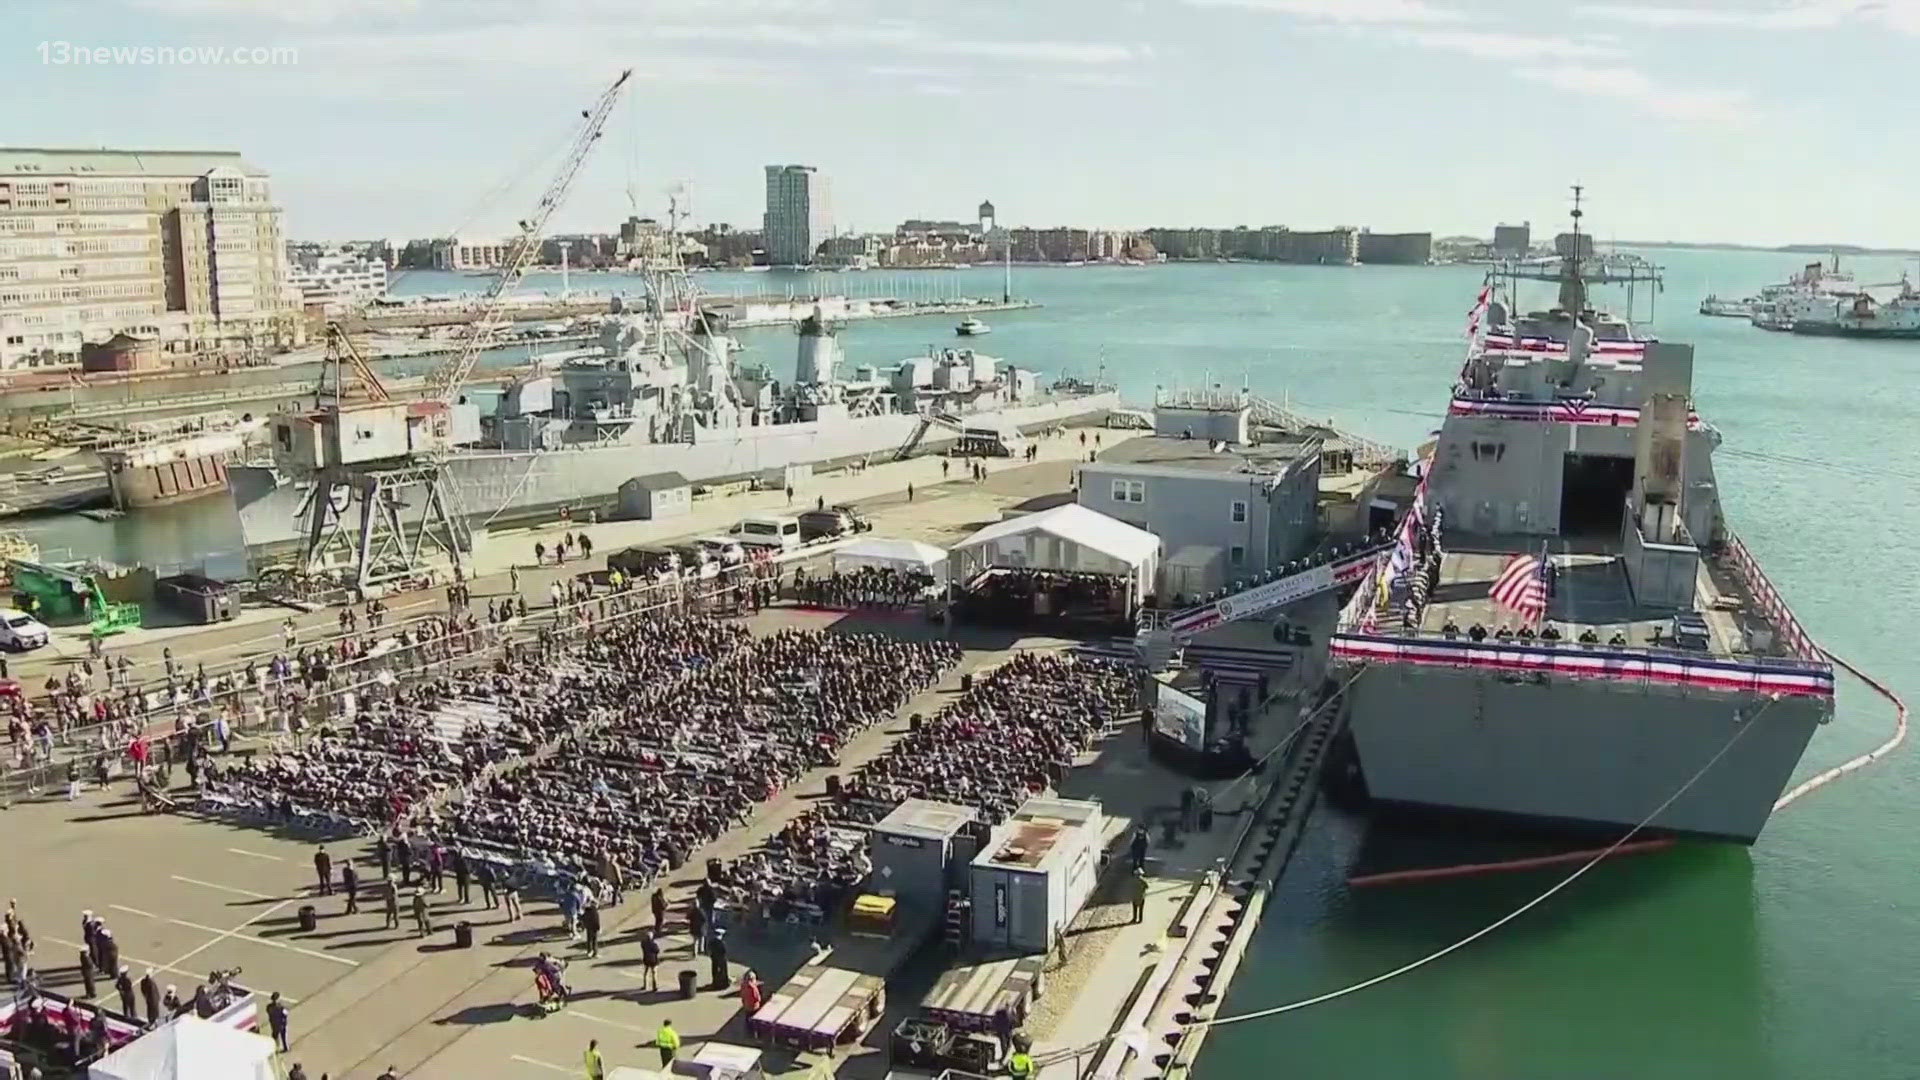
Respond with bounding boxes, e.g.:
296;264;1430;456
1324;195;1834;843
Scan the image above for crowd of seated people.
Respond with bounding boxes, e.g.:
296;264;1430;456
434;622;960;892
791;565;939;610
959;569;1130;626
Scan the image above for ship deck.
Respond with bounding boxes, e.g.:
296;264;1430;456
1416;533;1804;663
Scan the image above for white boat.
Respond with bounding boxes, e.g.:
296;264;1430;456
956;317;991;336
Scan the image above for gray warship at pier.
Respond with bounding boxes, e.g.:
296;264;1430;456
1323;195;1835;843
229;281;1116;552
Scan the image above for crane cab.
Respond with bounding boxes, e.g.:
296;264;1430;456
271;401;481;470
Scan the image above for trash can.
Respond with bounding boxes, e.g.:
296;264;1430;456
298;905;317;932
909;713;923;732
705;858;723;883
455;921;474;948
825;774;842;799
960;673;973;692
678;968;697;1000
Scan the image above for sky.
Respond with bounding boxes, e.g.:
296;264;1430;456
6;0;1919;247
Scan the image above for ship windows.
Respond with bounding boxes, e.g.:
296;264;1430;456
1111;479;1144;504
1230;500;1247;523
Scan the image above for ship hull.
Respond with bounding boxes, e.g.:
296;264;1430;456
229;392;1119;551
1788;322;1920;338
1338;661;1824;844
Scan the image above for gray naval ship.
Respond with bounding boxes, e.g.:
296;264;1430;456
228;295;1117;551
1324;203;1835;844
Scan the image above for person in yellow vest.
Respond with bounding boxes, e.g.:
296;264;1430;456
1008;1047;1035;1079
654;1019;681;1069
583;1038;606;1080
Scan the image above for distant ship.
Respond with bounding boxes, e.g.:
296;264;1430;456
228;283;1113;553
1697;294;1756;318
1325;194;1833;844
1789;281;1920;338
956;316;991;336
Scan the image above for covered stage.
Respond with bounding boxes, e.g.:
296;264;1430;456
948;504;1161;634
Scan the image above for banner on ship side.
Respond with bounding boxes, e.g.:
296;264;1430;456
1327;633;1835;698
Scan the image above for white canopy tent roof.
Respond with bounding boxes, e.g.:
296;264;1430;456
831;536;949;575
88;1017;276;1080
950;503;1161;597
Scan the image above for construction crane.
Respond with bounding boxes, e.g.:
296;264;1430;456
280;69;632;595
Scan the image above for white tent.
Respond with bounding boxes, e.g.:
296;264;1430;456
831;536;949;576
950;503;1161;599
88;1017;277;1080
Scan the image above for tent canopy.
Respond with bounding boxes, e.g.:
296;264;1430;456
954;504;1160;569
950;504;1161;599
831;536;949;573
88;1017;276;1080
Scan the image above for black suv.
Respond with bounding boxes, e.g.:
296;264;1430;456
798;505;872;541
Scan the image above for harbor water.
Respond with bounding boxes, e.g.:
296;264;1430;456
18;255;1919;1077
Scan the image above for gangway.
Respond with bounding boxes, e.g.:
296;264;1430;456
1134;539;1392;664
894;410;966;460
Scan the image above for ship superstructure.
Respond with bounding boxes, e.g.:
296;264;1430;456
1326;193;1834;843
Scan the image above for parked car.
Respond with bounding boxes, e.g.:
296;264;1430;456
797;506;872;541
606;544;679;577
694;536;747;566
0;608;50;652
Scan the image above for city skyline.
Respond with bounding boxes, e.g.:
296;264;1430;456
7;0;1920;247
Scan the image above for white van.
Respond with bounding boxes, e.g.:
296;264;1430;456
730;515;802;553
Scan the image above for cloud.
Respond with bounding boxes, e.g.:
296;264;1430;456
1391;28;1622;59
1514;63;1750;124
1183;0;1463;22
1575;0;1920;31
654;22;1145;64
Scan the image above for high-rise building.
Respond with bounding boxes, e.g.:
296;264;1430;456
763;165;830;266
0;147;297;370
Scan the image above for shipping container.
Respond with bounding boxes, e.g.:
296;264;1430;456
868;799;979;910
967;796;1105;955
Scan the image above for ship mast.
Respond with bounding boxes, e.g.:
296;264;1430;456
1558;184;1588;316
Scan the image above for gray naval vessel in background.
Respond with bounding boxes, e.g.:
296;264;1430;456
1325;199;1835;844
228;279;1117;551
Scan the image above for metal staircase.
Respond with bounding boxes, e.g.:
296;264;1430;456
893;410;966;461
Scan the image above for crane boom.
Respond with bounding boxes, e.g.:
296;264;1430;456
423;69;632;406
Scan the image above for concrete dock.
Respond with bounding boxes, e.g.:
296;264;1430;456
0;427;1319;1080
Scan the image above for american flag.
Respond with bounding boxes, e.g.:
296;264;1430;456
1489;552;1549;624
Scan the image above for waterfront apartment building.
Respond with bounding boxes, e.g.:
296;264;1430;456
763;165;830;266
432;236;516;271
285;246;389;306
1356;231;1433;265
0;147;297;370
1142;226;1358;264
1493;221;1531;257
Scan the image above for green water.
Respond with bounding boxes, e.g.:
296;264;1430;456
25;256;1917;1077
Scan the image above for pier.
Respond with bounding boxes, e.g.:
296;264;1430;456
0;427;1326;1080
